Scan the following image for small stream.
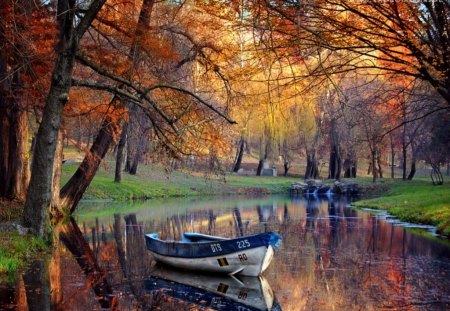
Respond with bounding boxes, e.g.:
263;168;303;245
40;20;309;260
0;195;449;310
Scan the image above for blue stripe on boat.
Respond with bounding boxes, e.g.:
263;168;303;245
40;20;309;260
145;232;282;259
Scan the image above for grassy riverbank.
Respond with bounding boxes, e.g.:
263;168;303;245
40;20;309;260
0;232;47;275
61;162;300;200
353;180;450;237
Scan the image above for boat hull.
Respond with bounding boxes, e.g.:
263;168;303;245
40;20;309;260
145;231;281;276
149;245;274;276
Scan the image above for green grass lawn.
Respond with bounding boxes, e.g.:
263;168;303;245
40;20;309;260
61;162;301;200
353;180;450;236
0;233;47;275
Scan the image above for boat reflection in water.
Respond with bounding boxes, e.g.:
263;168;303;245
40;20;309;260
145;266;281;311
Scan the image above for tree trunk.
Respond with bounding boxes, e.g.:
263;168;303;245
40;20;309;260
60;106;124;213
371;150;377;183
232;138;245;173
8;106;29;200
0;1;30;201
376;149;383;179
51;131;63;218
129;126;149;175
256;159;264;176
407;144;416;180
352;160;357;178
23;0;79;237
390;133;395;179
114;122;128;183
305;152;319;179
283;161;290;176
402;125;407;180
328;144;341;180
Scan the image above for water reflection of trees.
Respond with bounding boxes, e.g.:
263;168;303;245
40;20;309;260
59;218;117;310
4;196;450;310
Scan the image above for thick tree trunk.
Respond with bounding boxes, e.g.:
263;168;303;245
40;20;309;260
0;2;30;201
23;0;107;238
232;138;245;173
129;126;149;175
114;122;128;183
0;73;29;201
60;107;123;213
23;4;78;236
328;144;341;180
328;119;341;180
305;152;319;179
7;105;29;200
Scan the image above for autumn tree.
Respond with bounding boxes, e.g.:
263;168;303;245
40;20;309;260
23;0;108;237
0;1;55;201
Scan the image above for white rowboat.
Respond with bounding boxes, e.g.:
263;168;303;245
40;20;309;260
145;232;282;276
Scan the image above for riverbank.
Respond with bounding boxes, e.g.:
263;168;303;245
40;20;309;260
353;180;450;237
0;230;47;276
61;162;301;200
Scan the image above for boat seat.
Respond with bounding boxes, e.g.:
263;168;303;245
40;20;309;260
182;232;229;243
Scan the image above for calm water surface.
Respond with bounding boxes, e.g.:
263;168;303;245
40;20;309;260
1;195;449;310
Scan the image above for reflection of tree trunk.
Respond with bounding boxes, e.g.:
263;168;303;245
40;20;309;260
233;208;244;236
59;218;117;309
256;206;268;232
49;224;62;310
232;138;245;172
283;203;290;224
114;122;128;183
124;213;147;300
16;277;28;310
207;210;216;235
60;105;124;213
113;214;127;275
23;260;51;311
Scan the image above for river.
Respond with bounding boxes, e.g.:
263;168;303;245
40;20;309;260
0;195;449;310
